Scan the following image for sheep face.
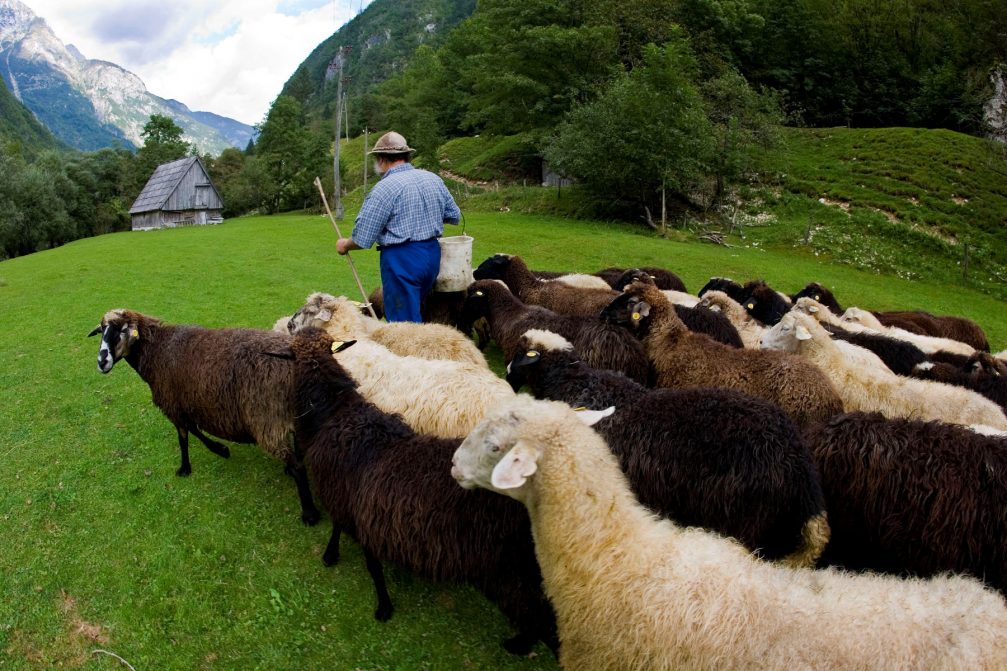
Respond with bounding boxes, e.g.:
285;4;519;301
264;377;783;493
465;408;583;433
473;254;513;281
288;292;337;333
739;282;790;326
760;313;813;352
505;329;574;392
89;309;140;373
458;283;493;335
600;292;652;333
612;269;656;291
841;307;884;330
452;397;611;497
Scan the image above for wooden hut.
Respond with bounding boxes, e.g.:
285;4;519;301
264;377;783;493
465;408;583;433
130;156;224;230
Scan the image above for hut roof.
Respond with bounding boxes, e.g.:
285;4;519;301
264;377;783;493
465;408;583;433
129;156;219;215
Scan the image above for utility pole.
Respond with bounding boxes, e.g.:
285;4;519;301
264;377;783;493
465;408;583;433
331;46;352;220
363;127;369;192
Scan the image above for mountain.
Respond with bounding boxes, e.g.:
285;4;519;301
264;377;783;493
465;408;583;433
280;0;475;132
0;68;64;154
0;0;255;154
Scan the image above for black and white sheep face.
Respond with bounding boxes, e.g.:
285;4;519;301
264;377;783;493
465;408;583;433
89;313;138;373
760;313;812;352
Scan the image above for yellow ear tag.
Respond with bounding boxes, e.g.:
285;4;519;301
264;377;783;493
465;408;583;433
350;300;362;307
526;351;539;358
475;291;484;296
572;407;587;412
814;294;821;301
746;303;755;310
130;329;139;338
331;341;344;353
631;312;641;321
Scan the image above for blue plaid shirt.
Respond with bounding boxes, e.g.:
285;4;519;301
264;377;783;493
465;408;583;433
351;164;461;249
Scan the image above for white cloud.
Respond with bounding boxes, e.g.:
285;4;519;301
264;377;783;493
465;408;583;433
24;0;373;125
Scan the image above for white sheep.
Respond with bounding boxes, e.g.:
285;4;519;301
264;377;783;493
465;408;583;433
289;292;488;368
553;273;614;291
661;289;701;308
697;289;766;348
452;395;1007;671
841;306;976;356
761;311;1007;430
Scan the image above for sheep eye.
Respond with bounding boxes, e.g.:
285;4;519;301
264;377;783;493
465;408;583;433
489;444;500;453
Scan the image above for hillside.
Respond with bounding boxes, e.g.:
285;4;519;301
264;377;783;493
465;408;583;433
431;127;1007;302
0;72;63;154
280;0;475;133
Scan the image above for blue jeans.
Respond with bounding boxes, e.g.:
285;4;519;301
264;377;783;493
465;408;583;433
379;239;441;322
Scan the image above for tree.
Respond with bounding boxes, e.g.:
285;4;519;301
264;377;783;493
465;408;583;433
545;41;716;220
125;114;191;201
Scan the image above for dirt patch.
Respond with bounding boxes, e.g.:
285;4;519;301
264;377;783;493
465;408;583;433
952;195;969;206
5;592;112;668
818;197;851;213
875;209;900;224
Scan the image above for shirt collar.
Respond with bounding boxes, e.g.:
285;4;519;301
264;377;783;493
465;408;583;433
381;163;414;179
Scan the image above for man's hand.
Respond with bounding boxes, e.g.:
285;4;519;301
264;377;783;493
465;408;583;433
336;238;359;255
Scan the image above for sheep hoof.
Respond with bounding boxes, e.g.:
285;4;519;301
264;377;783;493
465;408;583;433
322;550;339;567
176;464;192;476
214;445;230;458
503;633;536;656
374;603;394;622
302;508;321;526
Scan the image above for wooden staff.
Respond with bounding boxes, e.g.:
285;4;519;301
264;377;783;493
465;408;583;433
314;177;378;319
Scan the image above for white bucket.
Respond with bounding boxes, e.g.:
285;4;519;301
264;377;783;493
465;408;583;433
435;235;474;292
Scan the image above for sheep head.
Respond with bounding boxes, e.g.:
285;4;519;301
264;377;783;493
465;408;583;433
600;281;662;334
89;309;149;373
452;396;613;499
506;329;575;392
698;277;744;302
793;297;842;327
289;293;362;340
760;312;817;352
473;253;514;281
792;282;843;315
840;307;884;330
611;268;656;291
739;281;790;326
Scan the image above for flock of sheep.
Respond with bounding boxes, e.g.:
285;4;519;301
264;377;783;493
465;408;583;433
89;252;1007;669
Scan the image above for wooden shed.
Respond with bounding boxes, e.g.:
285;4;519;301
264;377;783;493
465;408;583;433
129;156;224;231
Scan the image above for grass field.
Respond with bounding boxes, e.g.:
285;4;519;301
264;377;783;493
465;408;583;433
2;205;1006;670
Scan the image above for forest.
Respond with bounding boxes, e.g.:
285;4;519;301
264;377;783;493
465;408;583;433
1;0;1005;260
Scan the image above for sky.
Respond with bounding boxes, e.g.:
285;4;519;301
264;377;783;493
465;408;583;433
25;0;375;126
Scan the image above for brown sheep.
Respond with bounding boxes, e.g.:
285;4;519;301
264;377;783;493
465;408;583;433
602;282;843;427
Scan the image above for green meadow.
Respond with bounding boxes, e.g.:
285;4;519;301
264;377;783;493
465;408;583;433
2;204;1006;670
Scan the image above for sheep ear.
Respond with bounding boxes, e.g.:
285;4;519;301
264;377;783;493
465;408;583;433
126;323;140;345
574;406;615;426
510;349;541;369
795;324;813;341
317;308;333;322
808;305;819;314
630;300;651;322
87;325;103;337
491;441;538;490
264;345;295;360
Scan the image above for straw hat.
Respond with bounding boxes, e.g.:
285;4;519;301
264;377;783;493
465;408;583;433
368;131;415;155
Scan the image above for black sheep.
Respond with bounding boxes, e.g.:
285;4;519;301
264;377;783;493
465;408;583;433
792;282;844;316
271;329;557;655
910;353;1007;411
506;328;829;566
458;279;650;384
820;322;928;376
698;277;745;302
738;280;792;325
805;411;1007;595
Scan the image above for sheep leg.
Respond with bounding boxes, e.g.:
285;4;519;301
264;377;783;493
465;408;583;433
285;438;320;525
363;548;394;622
175;427;192;476
188;425;230;459
503;631;539;656
322;525;341;566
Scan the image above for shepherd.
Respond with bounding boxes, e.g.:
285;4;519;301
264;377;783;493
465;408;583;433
336;131;462;322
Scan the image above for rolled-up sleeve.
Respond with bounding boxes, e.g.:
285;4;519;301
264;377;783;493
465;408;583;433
352;187;393;249
442;182;461;225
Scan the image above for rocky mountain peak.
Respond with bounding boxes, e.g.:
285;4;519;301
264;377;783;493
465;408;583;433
0;0;36;47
